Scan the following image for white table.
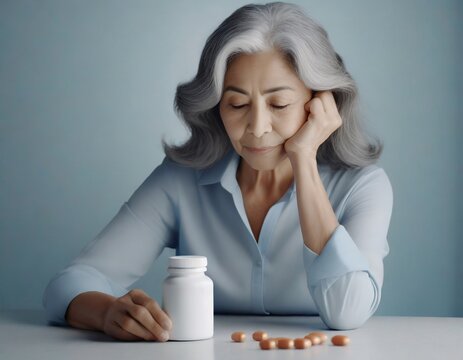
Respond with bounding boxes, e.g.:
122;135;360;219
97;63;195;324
1;310;462;359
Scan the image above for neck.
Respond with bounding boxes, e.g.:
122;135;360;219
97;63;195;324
236;156;294;195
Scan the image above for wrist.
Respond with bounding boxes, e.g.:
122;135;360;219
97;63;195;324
287;150;317;170
66;291;116;331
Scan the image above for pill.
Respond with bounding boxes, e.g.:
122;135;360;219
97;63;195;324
294;337;312;349
304;333;322;345
269;337;287;343
259;338;277;350
331;335;350;346
276;337;294;349
307;331;328;343
231;331;246;342
252;331;268;341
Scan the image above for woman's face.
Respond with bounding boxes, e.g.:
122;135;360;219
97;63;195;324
219;49;313;171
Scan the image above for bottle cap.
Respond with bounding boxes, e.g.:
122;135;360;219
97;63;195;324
168;255;207;269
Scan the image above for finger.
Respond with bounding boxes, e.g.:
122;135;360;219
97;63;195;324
318;91;337;113
114;313;157;341
308;97;325;117
145;299;172;331
125;302;169;341
130;290;172;331
107;320;144;341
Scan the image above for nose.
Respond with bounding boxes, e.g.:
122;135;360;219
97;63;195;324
246;102;272;138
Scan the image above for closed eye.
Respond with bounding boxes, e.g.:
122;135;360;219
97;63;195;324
230;104;247;109
230;104;289;110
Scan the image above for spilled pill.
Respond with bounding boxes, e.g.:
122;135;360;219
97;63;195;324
294;337;312;349
259;339;277;350
231;331;246;342
331;335;350;346
252;331;268;341
276;337;294;349
308;332;328;343
304;333;322;345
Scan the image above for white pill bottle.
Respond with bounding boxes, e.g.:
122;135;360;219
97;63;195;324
162;255;214;341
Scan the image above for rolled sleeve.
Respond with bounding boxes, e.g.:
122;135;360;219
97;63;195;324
302;225;378;330
303;224;370;287
42;264;127;326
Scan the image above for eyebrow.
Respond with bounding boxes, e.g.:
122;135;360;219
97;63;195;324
223;85;295;95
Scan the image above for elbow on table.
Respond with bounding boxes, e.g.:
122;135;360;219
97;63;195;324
314;271;380;330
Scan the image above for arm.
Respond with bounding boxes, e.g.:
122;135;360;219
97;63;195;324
290;153;372;330
291;155;339;255
285;91;392;329
301;167;393;329
42;157;179;327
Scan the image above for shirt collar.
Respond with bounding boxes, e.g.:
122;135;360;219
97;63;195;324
197;149;297;198
197;149;237;187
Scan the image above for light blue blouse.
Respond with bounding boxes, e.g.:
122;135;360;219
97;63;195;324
43;149;393;330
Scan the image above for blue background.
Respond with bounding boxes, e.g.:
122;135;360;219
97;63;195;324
1;0;462;316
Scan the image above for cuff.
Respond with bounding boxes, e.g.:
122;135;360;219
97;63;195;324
303;225;370;286
42;264;117;326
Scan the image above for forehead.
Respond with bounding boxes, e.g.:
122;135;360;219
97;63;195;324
223;49;302;88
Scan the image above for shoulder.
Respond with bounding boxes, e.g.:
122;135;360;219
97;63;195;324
157;156;198;178
320;163;391;189
319;163;393;204
136;156;199;195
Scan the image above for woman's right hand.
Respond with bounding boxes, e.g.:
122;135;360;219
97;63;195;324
102;288;172;342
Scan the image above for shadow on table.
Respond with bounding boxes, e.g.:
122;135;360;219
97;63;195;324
0;310;48;327
215;314;330;331
0;310;127;342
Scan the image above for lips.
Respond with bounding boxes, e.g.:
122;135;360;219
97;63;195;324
243;145;279;154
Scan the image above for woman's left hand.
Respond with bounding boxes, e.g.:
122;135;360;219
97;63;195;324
284;90;342;160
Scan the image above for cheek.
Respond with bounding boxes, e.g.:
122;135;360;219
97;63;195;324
221;115;245;142
276;109;307;138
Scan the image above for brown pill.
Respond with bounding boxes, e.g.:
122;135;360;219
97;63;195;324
252;331;268;341
294;337;312;349
331;335;350;346
304;333;322;345
231;331;246;342
308;332;328;343
277;337;294;349
259;339;277;350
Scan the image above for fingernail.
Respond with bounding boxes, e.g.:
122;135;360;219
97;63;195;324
160;331;169;341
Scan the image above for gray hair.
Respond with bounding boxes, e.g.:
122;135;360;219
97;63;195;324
163;1;382;170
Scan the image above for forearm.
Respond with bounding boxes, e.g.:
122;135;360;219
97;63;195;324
65;291;116;331
291;154;339;254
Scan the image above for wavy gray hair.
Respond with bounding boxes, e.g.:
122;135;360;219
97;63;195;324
163;1;382;169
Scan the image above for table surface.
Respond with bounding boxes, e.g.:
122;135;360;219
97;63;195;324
1;310;462;360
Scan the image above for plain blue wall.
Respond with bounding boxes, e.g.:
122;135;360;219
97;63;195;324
1;0;461;316
457;0;463;316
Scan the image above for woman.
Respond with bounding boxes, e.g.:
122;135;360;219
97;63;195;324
43;2;393;341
